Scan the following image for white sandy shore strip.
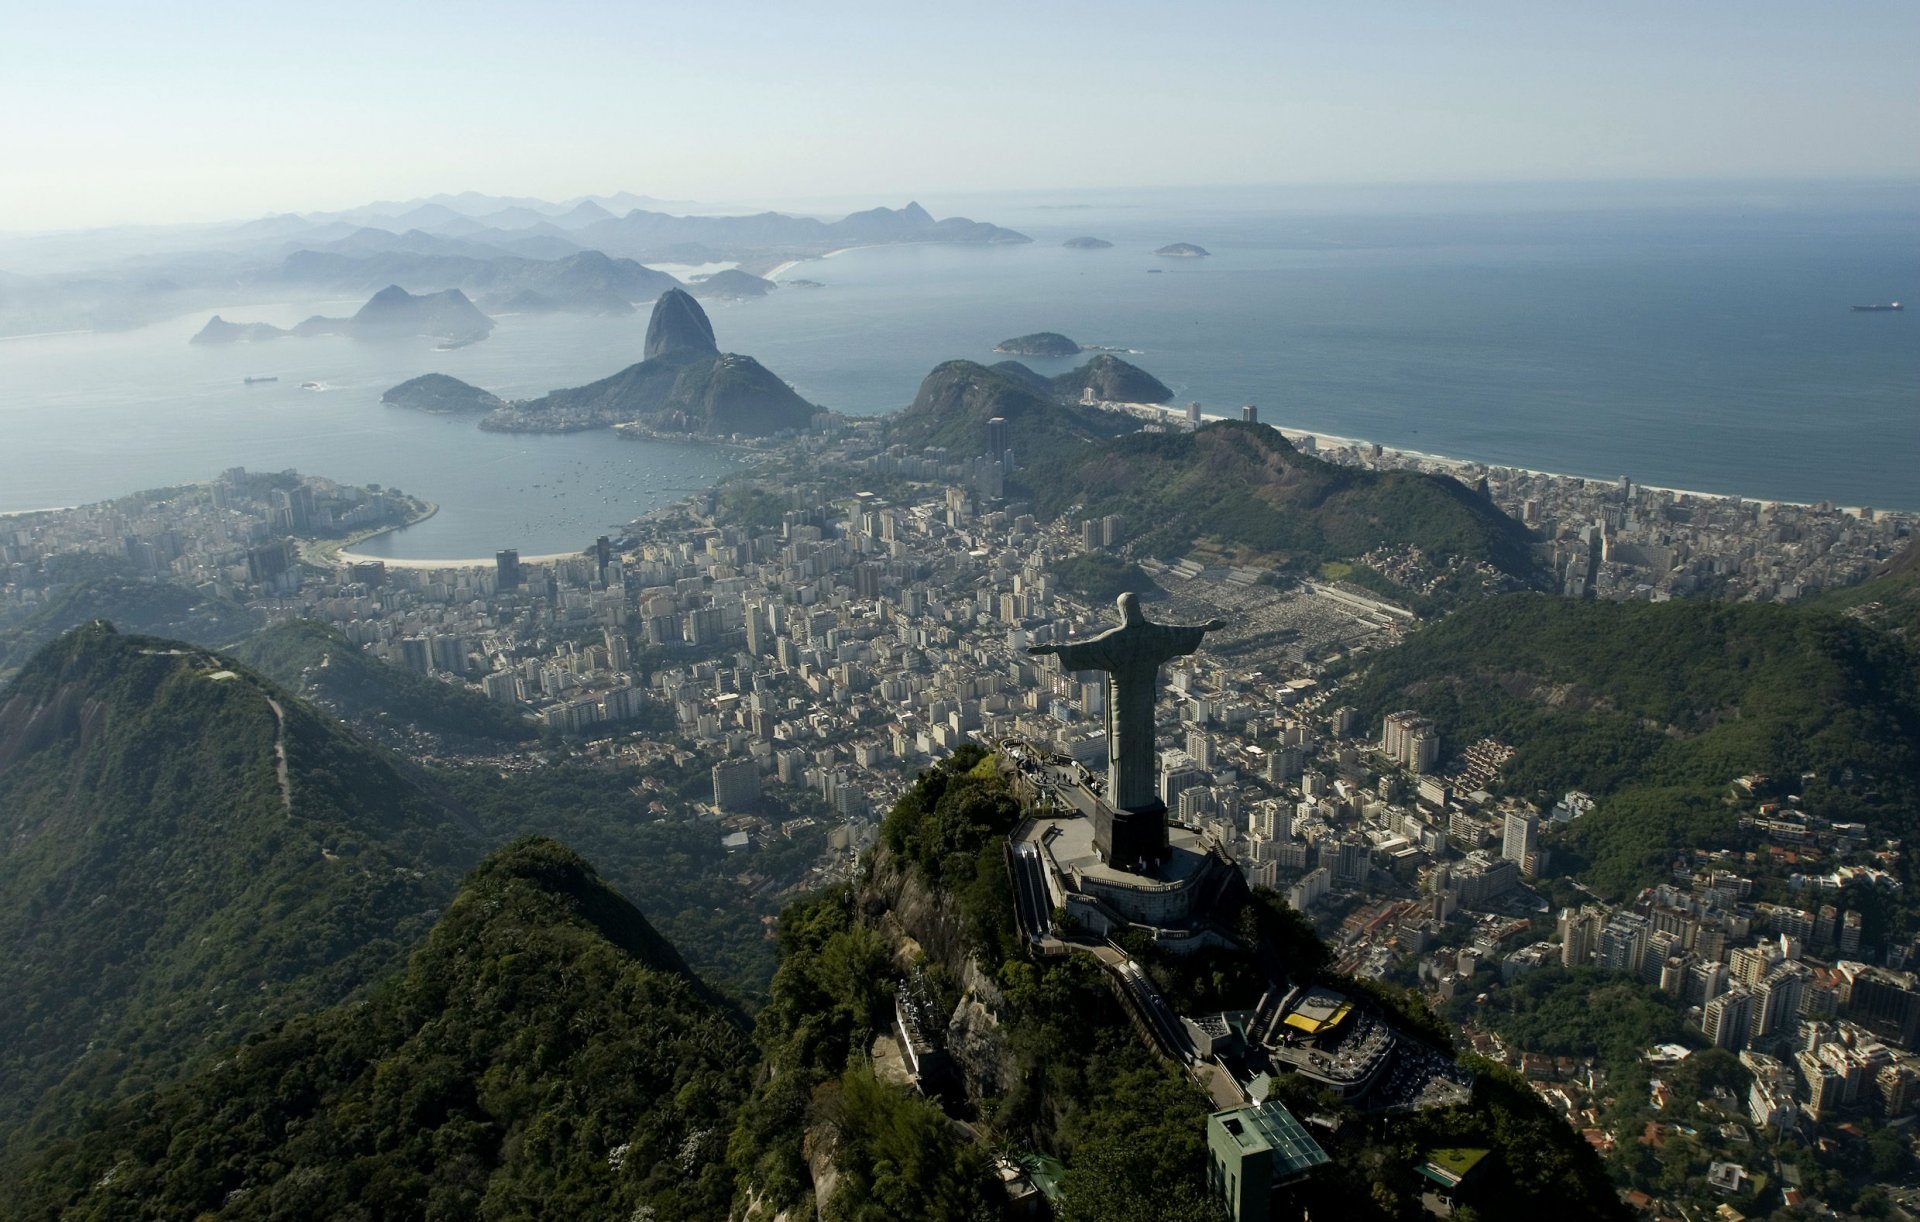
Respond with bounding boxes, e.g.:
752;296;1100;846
333;548;584;571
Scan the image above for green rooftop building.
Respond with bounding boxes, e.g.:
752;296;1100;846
1206;1099;1331;1222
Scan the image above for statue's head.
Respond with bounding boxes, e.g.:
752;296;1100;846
1116;592;1144;625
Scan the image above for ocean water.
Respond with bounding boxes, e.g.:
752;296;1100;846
1;182;1914;559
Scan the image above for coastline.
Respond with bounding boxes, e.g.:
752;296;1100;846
303;499;440;568
1147;406;1898;517
333;546;584;571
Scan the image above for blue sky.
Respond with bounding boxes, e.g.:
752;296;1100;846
2;0;1915;229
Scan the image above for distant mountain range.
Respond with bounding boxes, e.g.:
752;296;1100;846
0;194;1029;334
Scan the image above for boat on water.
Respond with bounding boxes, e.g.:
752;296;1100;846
242;375;278;384
300;381;322;390
1851;302;1903;311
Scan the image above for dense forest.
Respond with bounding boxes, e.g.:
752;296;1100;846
0;624;469;1163
6;840;752;1221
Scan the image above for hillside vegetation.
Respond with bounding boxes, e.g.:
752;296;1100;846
8;839;751;1221
892;362;1535;581
0;623;471;1160
1342;594;1920;898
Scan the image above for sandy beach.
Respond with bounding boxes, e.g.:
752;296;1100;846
333;547;584;571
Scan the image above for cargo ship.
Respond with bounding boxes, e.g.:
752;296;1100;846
1852;302;1903;311
242;376;278;384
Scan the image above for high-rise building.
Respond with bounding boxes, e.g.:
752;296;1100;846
1501;811;1539;869
1240;404;1259;424
603;628;630;673
1730;944;1774;987
1686;959;1730;1008
1841;910;1865;956
1597;913;1648;974
495;549;521;590
397;635;432;675
1187;729;1215;771
1558;906;1604;968
1642;929;1682;987
1381;711;1440;773
712;758;762;812
1749;964;1807;1045
1702;988;1753;1051
1846;969;1920;1050
985;416;1009;462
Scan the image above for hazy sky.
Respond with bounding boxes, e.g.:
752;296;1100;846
3;0;1915;231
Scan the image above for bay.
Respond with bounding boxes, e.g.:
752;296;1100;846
0;181;1914;561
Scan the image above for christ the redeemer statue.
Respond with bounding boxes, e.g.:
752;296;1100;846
1029;593;1225;870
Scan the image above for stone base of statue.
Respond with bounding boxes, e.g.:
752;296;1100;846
1097;799;1172;874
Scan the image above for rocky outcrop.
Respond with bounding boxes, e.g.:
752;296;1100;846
642;287;719;361
486;290;814;436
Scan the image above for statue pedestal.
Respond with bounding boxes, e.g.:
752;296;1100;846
1096;798;1171;873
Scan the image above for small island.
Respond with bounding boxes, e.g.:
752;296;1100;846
381;374;505;414
688;269;777;300
1153;243;1211;258
994;331;1083;358
1063;236;1113;249
191;316;290;344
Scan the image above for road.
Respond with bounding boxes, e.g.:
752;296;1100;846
264;695;292;815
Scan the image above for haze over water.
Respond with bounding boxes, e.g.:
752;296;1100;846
2;183;1913;559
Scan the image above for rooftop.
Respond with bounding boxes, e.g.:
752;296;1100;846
1418;1147;1491;1188
1212;1100;1331;1181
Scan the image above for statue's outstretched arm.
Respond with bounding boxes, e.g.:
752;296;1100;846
1204;618;1227;631
1027;644;1060;657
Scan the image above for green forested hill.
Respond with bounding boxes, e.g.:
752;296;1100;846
0;622;478;1161
0;622;829;1172
7;839;751;1222
1342;594;1920;896
228;619;533;744
891;361;1537;580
